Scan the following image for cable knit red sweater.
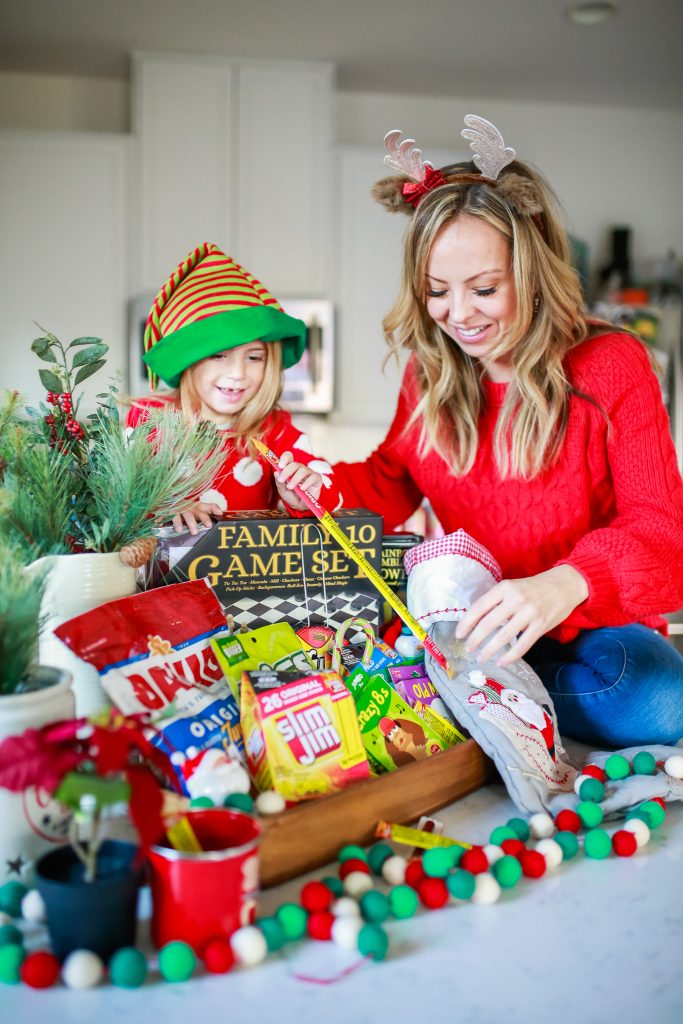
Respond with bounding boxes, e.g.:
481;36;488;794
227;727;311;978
334;331;683;641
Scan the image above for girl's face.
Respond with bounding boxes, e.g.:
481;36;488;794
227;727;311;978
190;341;267;423
425;214;518;383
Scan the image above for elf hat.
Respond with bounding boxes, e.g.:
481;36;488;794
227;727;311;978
143;242;307;388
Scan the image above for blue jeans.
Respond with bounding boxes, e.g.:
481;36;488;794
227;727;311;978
526;624;683;749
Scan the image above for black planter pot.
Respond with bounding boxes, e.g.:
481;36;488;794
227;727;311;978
34;839;143;962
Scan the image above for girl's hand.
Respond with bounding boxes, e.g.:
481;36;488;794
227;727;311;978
454;565;589;666
172;501;224;536
275;450;323;510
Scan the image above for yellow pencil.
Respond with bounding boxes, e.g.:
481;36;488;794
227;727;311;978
250;437;451;675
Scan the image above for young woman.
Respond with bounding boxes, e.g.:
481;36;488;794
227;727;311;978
127;242;339;532
332;117;683;747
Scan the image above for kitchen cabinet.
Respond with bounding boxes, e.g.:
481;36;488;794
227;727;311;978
132;53;333;297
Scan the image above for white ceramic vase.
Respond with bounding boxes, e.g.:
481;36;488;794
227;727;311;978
0;666;75;884
31;552;137;717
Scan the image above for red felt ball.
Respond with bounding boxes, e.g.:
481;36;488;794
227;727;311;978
202;938;235;974
555;809;581;834
612;830;638;857
501;838;527;860
404;858;427;890
520;850;547;879
650;797;667;810
418;877;449;909
460;846;489;875
20;950;61;989
307;910;335;941
300;880;334;913
339;858;370;881
582;764;606;783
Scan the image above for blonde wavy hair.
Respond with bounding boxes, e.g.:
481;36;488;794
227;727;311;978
385;160;590;478
173;340;284;453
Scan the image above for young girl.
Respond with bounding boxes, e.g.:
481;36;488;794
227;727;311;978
127;242;340;532
332;116;683;748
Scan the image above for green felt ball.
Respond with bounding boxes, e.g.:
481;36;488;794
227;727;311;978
338;844;368;864
388;884;418;920
0;925;23;949
257;916;286;952
554;831;580;860
357;923;389;962
447;869;476;901
449;845;465;867
491;855;522;889
422;847;454;878
0;943;25;984
578;777;605;803
577;801;604;829
158;941;196;982
189;796;214;808
359;890;390;924
109;947;148;989
489;825;518;846
506;817;531;842
367;843;393;875
0;882;28;919
638;800;666;829
223;792;254;813
321;875;344;898
583;828;612;859
632;751;657;776
604;754;630;781
275;903;308;942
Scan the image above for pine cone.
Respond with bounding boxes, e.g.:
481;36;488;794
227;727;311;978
119;536;158;568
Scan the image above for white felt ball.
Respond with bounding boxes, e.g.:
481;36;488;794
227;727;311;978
331;897;361;919
255;790;286;815
230;925;268;967
381;855;407;886
343;871;373;898
664;754;683;780
535;838;564;869
331;916;363;950
529;812;555;839
61;950;104;989
483;844;505;866
623;818;651;848
471;873;501;906
573;773;591;796
21;889;46;923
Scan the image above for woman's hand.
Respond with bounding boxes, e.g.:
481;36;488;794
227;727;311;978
455;565;589;666
275;450;323;510
171;501;224;536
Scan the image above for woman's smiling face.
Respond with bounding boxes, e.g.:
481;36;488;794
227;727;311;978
189;341;267;423
425;214;518;382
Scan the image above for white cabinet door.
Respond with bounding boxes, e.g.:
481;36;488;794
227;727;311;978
132;54;235;291
236;61;332;296
0;131;129;411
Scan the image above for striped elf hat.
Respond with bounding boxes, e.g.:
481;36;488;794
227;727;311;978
143;242;306;388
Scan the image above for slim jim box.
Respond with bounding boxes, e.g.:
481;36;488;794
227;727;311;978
169;509;383;635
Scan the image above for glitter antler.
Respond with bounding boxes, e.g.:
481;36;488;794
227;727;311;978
383;130;432;182
461;115;515;181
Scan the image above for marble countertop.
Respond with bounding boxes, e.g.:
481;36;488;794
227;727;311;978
4;782;682;1024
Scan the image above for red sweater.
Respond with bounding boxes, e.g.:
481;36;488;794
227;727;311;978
334;332;683;641
126;398;341;513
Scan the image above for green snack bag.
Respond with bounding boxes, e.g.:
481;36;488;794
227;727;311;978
212;622;315;699
353;670;451;774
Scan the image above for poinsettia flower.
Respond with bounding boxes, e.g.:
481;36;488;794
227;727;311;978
0;729;82;794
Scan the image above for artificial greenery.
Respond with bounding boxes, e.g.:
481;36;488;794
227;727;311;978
0;331;230;559
0;543;49;695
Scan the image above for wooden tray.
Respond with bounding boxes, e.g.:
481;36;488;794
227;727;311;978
259;739;495;887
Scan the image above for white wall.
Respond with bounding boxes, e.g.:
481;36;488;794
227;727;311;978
336;91;683;275
0;72;129;133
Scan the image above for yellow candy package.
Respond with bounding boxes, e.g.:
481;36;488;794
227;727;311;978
211;622;315;699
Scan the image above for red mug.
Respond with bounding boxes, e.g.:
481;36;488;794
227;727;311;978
147;808;261;950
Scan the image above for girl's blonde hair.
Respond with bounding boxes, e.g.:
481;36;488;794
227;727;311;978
385;159;589;478
175;340;284;452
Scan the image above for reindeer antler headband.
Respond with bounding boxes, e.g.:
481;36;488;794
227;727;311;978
373;114;543;219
